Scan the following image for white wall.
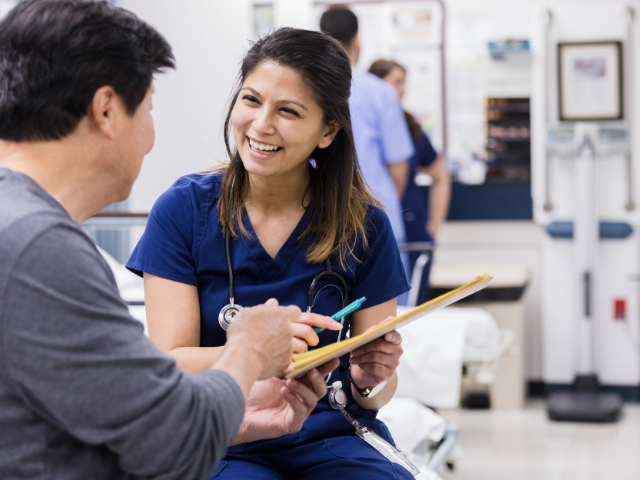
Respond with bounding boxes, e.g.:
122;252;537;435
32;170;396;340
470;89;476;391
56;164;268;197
122;0;325;212
121;0;253;212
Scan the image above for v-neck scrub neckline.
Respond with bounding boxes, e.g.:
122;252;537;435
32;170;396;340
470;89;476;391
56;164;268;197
240;207;312;281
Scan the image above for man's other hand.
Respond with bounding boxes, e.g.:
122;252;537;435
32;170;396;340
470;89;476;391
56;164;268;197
230;359;341;445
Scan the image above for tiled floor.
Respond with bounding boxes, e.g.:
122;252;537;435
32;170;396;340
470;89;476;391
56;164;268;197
435;401;640;480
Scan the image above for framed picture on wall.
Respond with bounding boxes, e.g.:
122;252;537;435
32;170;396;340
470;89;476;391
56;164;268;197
558;41;623;121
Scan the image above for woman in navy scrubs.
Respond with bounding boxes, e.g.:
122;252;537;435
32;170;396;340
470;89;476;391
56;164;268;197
369;59;451;304
127;29;412;479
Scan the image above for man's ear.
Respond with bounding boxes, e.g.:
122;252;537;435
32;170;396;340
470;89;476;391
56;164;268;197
347;33;361;67
88;86;120;139
318;121;341;149
352;32;361;51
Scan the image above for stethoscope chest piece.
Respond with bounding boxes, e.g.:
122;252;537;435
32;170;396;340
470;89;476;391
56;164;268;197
218;302;243;331
328;381;348;410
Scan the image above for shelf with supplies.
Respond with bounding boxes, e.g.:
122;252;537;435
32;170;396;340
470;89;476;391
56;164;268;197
418;97;533;221
485;98;531;183
487;137;530;143
487;104;530;113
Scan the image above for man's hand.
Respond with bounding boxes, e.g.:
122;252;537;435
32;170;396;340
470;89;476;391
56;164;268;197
230;359;341;445
291;313;343;354
349;317;403;387
226;299;298;380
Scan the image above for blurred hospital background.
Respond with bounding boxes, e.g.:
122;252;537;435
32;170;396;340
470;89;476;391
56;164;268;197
2;0;638;478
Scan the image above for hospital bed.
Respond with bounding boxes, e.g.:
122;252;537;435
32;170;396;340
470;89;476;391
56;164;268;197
382;241;512;477
380;305;511;478
97;246;147;331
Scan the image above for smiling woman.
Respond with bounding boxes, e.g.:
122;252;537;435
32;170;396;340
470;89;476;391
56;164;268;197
220;28;379;267
126;27;414;480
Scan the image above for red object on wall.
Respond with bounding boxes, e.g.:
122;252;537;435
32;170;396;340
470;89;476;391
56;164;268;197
614;299;626;321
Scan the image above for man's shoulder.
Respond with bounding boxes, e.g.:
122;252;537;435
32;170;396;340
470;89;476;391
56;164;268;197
350;71;401;117
0;169;78;264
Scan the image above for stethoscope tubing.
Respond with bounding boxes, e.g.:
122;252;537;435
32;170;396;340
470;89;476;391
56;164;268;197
219;176;350;385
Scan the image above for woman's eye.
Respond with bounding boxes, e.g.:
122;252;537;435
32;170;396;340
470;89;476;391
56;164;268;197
243;95;259;104
281;108;300;117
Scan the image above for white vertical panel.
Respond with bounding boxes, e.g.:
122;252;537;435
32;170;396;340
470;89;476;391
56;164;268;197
120;0;253;212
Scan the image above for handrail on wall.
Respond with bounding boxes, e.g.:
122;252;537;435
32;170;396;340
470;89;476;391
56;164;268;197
92;212;150;218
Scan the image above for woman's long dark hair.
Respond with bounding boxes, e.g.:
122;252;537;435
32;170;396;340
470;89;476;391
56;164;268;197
217;27;380;268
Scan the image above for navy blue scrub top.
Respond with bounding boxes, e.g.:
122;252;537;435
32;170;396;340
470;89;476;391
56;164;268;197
126;172;410;448
402;130;438;244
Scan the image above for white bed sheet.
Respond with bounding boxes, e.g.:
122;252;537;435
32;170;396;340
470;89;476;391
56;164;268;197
394;306;499;408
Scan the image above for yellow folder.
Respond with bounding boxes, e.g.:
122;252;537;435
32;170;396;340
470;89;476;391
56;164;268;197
285;273;493;379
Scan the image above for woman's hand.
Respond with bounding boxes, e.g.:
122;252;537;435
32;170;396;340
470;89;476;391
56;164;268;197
291;313;343;354
230;359;340;445
349;317;403;388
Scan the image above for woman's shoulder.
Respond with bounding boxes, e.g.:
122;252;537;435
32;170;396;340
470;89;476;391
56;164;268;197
156;170;225;208
363;203;392;232
171;170;225;195
351;203;395;255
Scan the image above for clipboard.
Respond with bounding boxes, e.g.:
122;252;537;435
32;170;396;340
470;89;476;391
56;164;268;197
285;273;493;379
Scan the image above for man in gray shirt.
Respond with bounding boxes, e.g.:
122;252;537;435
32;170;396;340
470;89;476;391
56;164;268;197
0;1;338;479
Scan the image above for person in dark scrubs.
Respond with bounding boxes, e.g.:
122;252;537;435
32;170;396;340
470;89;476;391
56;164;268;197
127;29;414;479
369;59;451;304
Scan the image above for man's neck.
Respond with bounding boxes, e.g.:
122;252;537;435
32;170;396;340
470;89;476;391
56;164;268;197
348;38;359;69
0;135;112;224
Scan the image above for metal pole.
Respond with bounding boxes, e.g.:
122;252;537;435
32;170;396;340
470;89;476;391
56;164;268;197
626;6;636;212
543;9;554;212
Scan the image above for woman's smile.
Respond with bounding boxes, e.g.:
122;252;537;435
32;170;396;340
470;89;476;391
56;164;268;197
246;135;283;159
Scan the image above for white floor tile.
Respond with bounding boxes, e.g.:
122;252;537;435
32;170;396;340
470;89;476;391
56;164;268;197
436;401;640;480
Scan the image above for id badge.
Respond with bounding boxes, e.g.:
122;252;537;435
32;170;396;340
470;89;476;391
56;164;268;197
330;386;420;477
356;427;421;476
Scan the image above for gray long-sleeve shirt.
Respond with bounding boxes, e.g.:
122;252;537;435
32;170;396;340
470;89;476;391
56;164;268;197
0;168;244;480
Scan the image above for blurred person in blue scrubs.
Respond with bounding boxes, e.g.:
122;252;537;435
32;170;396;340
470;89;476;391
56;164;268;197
320;8;415;281
369;59;451;304
127;28;413;480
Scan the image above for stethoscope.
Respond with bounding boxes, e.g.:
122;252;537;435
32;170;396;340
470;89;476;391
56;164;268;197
218;225;349;387
218;230;349;332
217;179;350;388
217;180;350;333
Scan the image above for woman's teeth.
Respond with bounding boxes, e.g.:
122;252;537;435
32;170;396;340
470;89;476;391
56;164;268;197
249;138;280;153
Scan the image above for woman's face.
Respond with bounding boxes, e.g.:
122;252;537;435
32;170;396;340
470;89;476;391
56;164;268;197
232;61;339;181
383;66;406;99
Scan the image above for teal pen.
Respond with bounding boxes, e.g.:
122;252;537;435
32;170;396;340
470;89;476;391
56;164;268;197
313;296;366;333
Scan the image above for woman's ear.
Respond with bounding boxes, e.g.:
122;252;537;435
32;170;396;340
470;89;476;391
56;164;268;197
318;121;341;149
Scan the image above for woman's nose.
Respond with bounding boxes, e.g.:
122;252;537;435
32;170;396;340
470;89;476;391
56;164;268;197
252;108;276;135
